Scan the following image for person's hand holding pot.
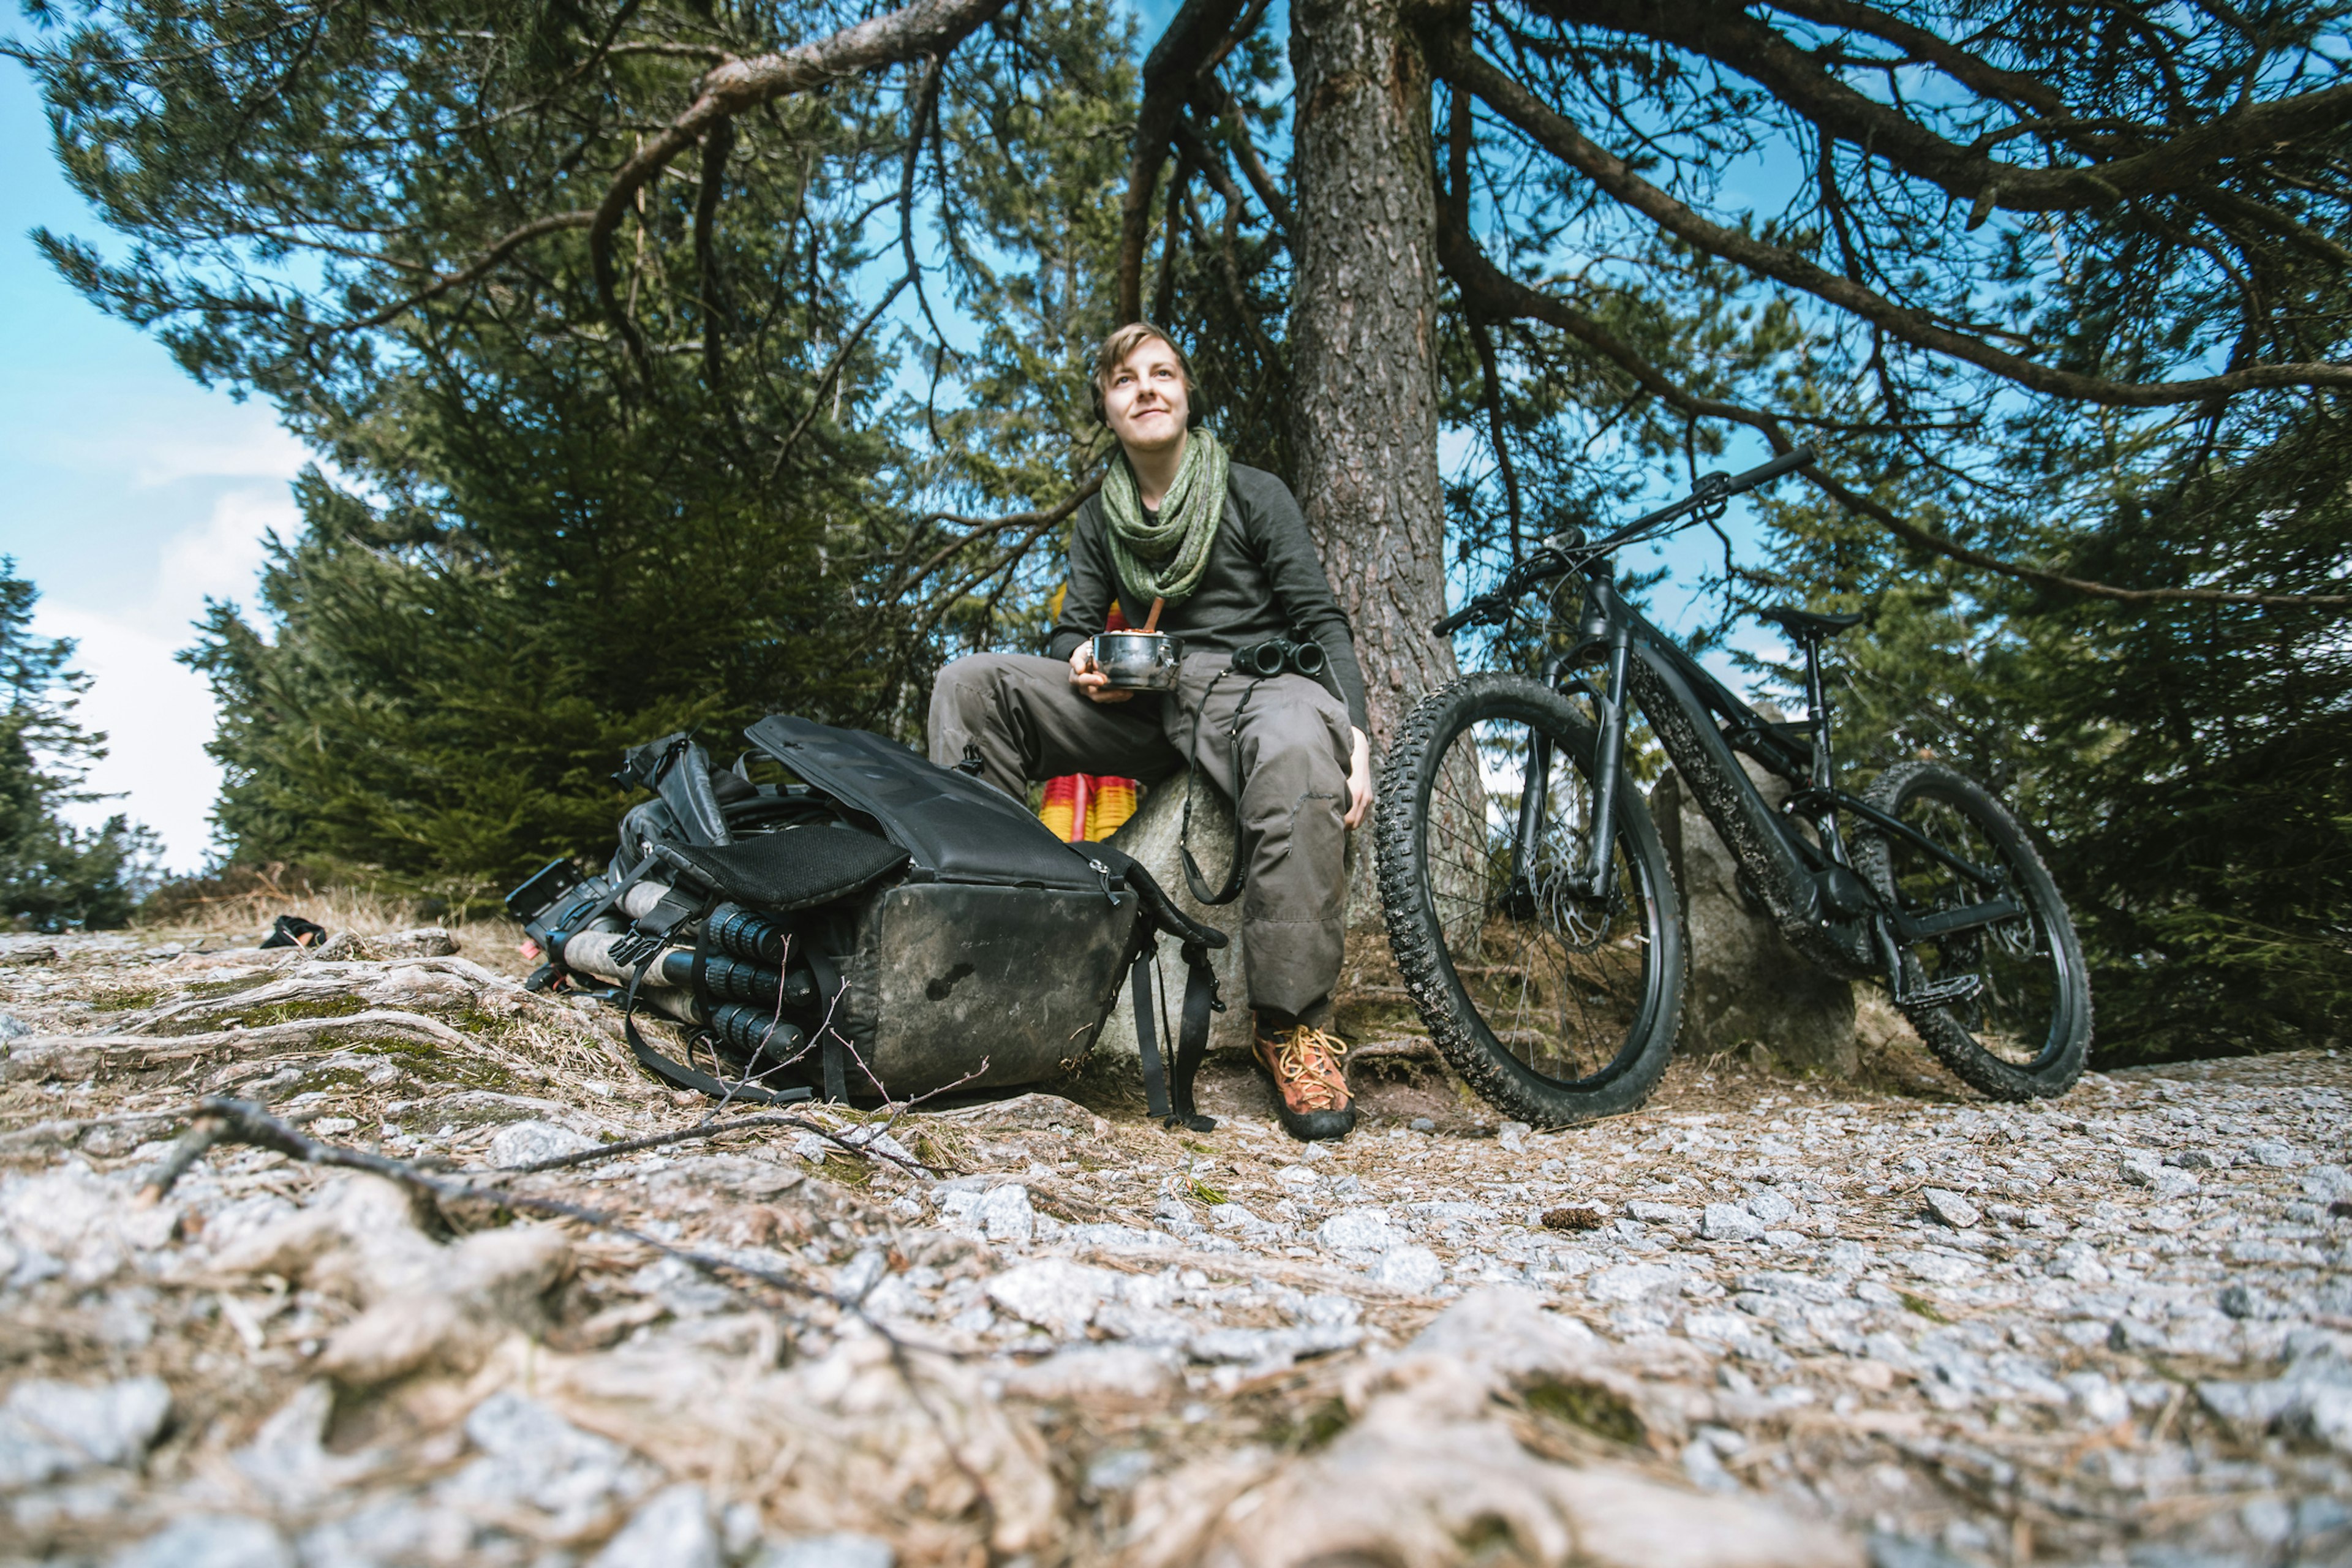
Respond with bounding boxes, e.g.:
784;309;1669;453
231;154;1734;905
1068;639;1134;704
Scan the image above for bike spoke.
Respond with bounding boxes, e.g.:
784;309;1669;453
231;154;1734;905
1887;790;2060;1068
1421;713;1654;1087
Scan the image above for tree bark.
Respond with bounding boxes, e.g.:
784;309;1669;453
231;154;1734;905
1286;0;1455;755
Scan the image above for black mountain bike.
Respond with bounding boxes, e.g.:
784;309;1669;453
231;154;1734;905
1374;447;2091;1125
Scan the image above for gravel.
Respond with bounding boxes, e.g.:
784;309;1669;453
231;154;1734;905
589;1483;722;1568
1921;1188;1981;1229
0;935;2346;1565
1702;1202;1767;1242
756;1534;897;1568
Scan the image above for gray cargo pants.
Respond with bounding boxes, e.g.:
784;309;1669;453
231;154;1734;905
928;651;1352;1023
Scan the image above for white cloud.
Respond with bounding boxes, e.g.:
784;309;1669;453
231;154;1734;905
6;398;312;489
33;601;225;875
124;419;315;488
31;484;296;872
153;487;288;620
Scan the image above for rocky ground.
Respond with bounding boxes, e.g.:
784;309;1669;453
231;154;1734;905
0;929;2346;1567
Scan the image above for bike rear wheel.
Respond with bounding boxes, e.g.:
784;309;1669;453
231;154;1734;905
1374;674;1684;1125
1851;760;2091;1099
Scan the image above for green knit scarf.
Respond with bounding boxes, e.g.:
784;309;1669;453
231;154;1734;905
1101;428;1229;608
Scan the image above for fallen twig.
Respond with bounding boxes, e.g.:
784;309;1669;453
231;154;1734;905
138;1116;229;1202
493;1109;931;1178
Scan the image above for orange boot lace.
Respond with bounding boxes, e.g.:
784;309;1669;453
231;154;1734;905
1256;1024;1351;1114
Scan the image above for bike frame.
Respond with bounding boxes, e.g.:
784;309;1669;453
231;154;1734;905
1465;455;2027;997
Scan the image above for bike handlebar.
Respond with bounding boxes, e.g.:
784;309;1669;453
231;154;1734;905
1431;598;1489;636
1431;444;1817;636
1733;444;1815;492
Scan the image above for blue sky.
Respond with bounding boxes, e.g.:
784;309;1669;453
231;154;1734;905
1;4;1787;875
2;61;302;871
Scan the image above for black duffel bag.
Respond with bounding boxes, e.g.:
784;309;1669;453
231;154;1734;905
505;715;1224;1128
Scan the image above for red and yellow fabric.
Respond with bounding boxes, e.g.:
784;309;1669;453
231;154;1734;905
1037;588;1141;842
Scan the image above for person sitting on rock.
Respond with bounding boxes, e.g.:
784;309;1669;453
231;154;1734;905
928;322;1372;1141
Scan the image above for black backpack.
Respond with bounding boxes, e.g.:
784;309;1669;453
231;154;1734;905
507;716;1224;1129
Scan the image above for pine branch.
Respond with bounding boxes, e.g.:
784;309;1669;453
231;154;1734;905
1433;28;2352;408
1114;0;1255;321
1533;0;2352;219
589;0;1012;355
1437;208;2352;609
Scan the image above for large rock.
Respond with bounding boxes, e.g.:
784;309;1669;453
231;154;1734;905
1651;760;1857;1076
1094;773;1256;1065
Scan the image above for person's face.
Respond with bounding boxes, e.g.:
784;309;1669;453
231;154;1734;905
1100;339;1191;455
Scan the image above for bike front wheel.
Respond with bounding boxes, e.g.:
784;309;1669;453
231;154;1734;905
1374;674;1684;1125
1851;761;2092;1099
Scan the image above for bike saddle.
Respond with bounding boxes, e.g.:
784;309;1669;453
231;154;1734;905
1758;605;1865;639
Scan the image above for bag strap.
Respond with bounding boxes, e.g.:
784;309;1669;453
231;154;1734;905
620;914;813;1105
1078;842;1231;1130
1117;929;1222;1133
1168;938;1223;1131
1129;935;1173;1122
801;946;851;1103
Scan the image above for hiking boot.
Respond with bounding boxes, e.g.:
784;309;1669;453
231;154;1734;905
1253;1020;1355;1142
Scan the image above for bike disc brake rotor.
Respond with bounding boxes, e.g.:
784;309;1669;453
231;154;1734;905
1534;863;1623;954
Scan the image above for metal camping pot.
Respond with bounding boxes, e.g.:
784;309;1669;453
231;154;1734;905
1091;630;1183;691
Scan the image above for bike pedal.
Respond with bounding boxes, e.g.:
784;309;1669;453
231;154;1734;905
1899;973;1983;1010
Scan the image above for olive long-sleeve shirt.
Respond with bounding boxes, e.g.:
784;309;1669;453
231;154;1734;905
1046;462;1370;731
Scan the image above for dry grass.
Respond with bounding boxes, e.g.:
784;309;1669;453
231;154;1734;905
135;868;540;980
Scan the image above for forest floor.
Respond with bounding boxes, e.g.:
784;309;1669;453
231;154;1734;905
0;925;2347;1567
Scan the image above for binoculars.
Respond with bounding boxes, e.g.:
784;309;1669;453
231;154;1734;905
1231;637;1326;679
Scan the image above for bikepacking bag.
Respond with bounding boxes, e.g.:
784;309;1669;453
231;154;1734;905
505;716;1224;1126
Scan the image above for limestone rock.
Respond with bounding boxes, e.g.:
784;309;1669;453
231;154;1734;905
758;1536;897;1568
109;1513;293;1568
438;1389;655;1536
1317;1207;1403;1258
1922;1188;1980;1229
0;1375;171;1486
1588;1261;1684;1303
1653;764;1857;1075
488;1119;598;1167
1096;772;1253;1063
590;1483;722;1568
987;1258;1121;1338
1371;1243;1444;1294
940;1182;1035;1244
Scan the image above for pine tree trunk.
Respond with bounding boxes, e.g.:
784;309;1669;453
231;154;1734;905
1287;0;1456;753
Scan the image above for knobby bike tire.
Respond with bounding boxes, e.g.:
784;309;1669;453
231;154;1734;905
1850;760;2092;1100
1374;674;1685;1126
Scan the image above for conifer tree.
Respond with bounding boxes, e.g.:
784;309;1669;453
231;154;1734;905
0;563;157;929
19;0;2351;1048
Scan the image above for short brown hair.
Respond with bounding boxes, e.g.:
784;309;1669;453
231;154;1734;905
1090;322;1199;421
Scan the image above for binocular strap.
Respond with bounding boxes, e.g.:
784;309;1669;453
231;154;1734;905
1178;669;1267;907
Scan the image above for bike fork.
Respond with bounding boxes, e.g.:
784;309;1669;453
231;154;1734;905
1575;617;1634;899
1507;725;1553;918
1511;603;1628;905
